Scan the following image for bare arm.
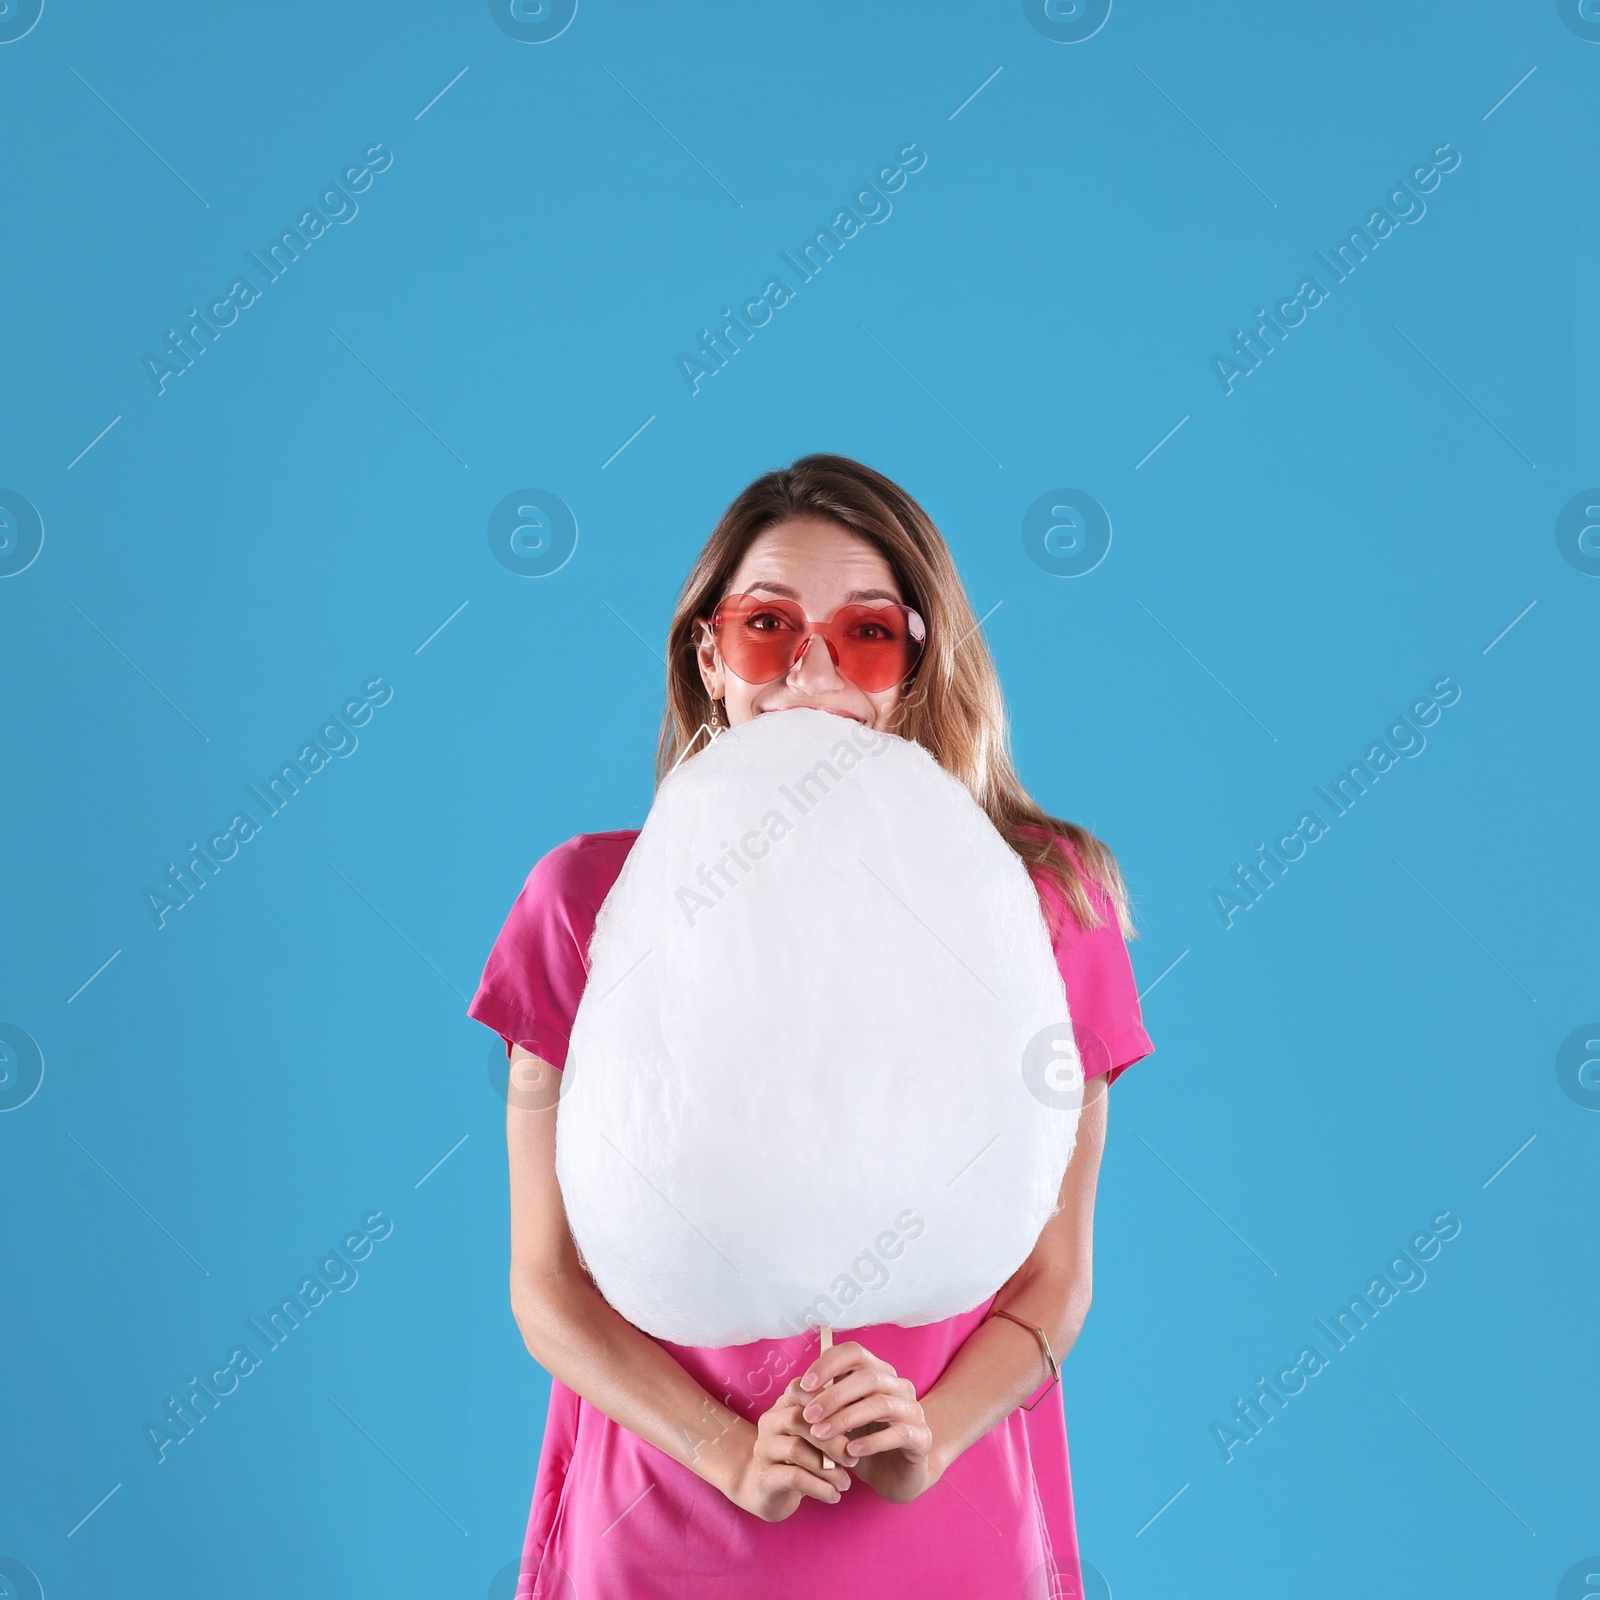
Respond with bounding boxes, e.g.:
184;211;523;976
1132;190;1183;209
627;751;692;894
795;1071;1110;1497
505;1047;851;1520
922;1070;1108;1474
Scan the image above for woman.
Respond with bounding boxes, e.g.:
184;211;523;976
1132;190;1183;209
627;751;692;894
469;454;1153;1598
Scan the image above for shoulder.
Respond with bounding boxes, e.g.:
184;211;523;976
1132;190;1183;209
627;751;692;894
1014;822;1120;935
521;829;641;907
1059;833;1122;927
469;830;642;1053
489;830;641;963
1015;826;1152;1081
527;829;640;882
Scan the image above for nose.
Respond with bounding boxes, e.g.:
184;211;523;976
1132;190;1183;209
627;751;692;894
788;630;845;691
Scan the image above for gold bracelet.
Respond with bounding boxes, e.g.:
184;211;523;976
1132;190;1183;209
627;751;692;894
986;1307;1061;1411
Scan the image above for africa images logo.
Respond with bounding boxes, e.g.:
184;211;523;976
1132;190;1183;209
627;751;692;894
1209;143;1461;395
673;718;891;927
141;677;393;929
141;144;394;396
675;143;928;396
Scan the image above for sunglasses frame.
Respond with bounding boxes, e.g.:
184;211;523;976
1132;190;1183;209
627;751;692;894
701;591;928;694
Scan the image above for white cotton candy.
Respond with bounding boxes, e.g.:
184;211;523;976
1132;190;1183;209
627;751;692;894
555;706;1083;1348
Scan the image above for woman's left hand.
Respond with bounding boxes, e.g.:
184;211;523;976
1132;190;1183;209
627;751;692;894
796;1340;937;1503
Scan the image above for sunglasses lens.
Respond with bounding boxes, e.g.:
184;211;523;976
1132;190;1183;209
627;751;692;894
712;595;807;684
830;605;925;692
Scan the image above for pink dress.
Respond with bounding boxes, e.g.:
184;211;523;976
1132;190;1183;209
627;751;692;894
469;828;1154;1600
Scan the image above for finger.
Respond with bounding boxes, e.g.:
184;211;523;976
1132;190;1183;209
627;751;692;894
769;1432;853;1491
766;1401;858;1474
842;1419;933;1460
768;1461;847;1505
798;1369;898;1428
811;1392;920;1442
802;1427;856;1469
767;1395;832;1437
798;1341;890;1394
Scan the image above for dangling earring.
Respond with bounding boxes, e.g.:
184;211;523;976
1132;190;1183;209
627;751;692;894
708;699;723;732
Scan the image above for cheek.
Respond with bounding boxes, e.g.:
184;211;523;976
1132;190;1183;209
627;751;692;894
722;679;764;724
867;686;904;728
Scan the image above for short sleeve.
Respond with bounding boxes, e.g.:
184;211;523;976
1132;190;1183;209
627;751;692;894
1031;837;1154;1086
467;832;635;1069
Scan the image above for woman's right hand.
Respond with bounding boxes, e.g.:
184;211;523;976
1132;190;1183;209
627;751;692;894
718;1380;854;1521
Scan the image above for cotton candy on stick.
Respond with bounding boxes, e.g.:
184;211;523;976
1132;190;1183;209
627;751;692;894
555;707;1084;1350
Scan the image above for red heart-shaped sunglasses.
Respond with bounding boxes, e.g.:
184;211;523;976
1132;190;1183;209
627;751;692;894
704;593;927;694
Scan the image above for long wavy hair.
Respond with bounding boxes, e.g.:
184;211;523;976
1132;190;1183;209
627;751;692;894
653;454;1135;939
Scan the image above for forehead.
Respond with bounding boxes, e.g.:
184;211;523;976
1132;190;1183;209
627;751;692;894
729;517;901;599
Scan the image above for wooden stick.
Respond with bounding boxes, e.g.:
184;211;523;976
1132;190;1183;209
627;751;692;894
814;1323;884;1458
813;1324;843;1466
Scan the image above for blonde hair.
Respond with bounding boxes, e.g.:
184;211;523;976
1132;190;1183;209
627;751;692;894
654;453;1135;940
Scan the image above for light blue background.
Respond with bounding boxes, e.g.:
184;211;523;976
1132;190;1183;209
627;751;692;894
2;2;1595;1595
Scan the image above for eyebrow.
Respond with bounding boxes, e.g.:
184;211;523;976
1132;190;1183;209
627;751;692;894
742;580;903;604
